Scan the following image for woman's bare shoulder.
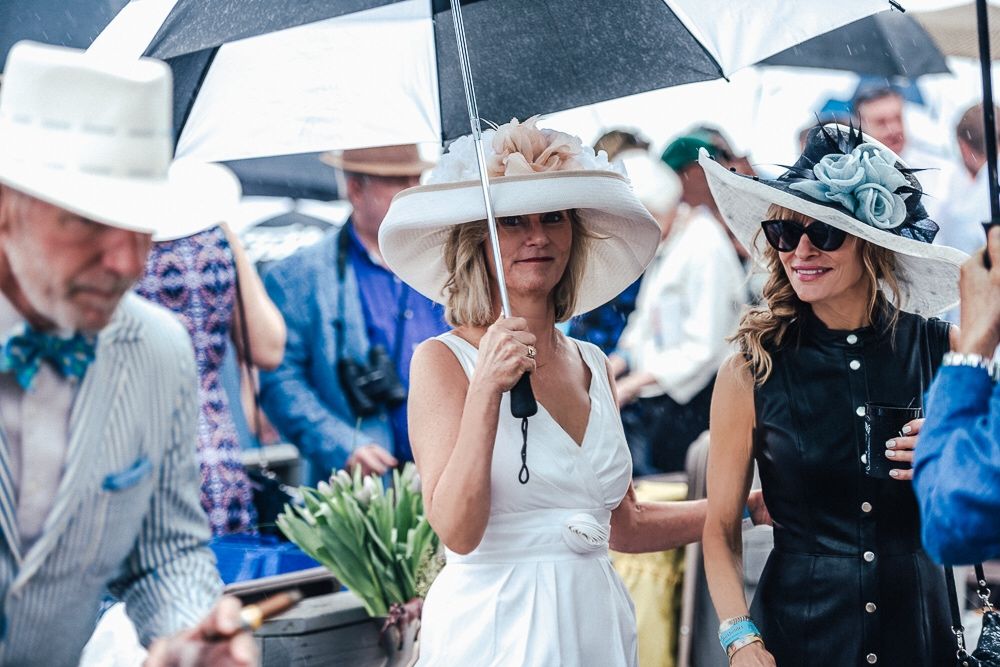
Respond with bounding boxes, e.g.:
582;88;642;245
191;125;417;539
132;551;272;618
717;352;755;394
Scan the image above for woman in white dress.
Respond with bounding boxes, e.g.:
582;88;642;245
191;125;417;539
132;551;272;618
379;118;764;667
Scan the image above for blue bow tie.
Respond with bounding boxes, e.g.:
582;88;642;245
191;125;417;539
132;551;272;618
0;327;97;390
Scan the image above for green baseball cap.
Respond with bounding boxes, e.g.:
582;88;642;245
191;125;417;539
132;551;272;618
661;134;719;172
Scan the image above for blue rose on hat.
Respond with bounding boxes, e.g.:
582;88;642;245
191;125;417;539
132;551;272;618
790;143;909;230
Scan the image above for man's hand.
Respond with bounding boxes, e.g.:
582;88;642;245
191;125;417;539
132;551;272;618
346;444;399;477
958;226;1000;356
747;489;772;527
144;596;257;667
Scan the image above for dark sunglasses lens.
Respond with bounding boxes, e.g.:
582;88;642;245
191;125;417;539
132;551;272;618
806;222;847;251
762;220;800;251
762;220;848;252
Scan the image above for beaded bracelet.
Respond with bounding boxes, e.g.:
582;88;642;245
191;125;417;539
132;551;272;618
718;615;752;633
718;618;761;651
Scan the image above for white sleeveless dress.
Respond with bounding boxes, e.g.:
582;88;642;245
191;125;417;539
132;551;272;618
417;332;637;667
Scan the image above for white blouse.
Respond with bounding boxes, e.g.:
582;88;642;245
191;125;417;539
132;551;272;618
617;205;745;404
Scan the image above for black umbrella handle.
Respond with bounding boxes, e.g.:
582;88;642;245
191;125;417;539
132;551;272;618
510;373;538;419
977;0;1000;270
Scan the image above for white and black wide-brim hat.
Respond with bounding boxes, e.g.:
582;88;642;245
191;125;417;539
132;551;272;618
0;41;239;241
699;124;967;315
379;118;661;316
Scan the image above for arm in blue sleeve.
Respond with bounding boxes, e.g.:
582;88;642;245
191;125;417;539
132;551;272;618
913;366;1000;565
258;269;357;474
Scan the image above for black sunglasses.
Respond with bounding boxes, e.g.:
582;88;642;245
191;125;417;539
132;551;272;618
760;219;847;252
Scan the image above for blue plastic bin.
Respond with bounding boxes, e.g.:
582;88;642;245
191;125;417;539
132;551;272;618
210;534;321;585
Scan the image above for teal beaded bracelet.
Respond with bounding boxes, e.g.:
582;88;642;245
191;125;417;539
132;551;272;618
719;619;761;651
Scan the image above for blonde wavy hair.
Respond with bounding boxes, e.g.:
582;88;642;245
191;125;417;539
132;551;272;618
442;210;593;327
735;204;901;384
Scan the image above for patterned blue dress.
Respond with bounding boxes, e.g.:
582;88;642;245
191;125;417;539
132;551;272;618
135;226;256;535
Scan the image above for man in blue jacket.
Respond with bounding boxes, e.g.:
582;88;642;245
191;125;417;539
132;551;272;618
260;146;448;484
914;226;1000;565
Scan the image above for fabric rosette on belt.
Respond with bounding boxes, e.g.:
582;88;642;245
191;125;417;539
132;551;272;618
561;512;610;554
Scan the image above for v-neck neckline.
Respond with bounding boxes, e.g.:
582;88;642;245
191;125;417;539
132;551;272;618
445;332;597;449
536;343;596;450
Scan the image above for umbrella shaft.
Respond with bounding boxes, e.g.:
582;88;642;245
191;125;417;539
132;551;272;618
475;137;513;318
449;0;512;317
977;0;1000;224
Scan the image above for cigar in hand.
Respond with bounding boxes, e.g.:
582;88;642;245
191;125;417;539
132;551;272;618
208;590;304;640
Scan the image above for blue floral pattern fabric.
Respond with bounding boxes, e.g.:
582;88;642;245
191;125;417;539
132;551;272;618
0;329;95;390
135;226;256;535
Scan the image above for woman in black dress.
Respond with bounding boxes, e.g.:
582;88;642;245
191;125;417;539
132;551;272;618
701;125;967;666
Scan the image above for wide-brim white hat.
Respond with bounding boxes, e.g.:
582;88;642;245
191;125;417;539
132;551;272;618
380;170;660;316
0;41;239;241
699;125;967;316
379;118;661;317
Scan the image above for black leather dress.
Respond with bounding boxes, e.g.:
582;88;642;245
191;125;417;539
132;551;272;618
750;306;953;667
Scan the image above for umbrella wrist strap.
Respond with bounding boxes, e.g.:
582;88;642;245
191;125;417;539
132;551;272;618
518;417;529;484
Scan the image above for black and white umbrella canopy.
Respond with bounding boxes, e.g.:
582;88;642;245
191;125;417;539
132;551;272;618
92;0;895;161
0;0;128;71
762;9;950;78
223;153;338;201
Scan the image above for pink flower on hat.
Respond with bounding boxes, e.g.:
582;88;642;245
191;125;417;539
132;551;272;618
427;117;613;185
488;116;590;176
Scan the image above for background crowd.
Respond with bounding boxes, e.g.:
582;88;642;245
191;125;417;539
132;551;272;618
1;3;1000;664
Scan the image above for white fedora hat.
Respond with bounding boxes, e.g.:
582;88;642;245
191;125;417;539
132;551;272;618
699;124;967;316
379;118;661;316
0;41;239;241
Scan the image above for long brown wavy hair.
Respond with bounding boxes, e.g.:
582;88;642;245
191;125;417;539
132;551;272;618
735;204;902;384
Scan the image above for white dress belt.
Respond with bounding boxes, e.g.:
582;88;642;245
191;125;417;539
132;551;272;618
447;507;612;565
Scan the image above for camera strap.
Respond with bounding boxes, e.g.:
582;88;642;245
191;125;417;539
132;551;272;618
333;223;351;365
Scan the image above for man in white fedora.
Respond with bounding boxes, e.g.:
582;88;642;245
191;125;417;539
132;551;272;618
0;42;254;665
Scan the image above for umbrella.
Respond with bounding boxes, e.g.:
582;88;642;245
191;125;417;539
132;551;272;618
92;0;895;162
974;0;1000;239
0;0;128;70
92;0;895;451
223;153;339;201
762;9;950;78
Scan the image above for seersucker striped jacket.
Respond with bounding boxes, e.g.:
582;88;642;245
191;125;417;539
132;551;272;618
0;294;222;665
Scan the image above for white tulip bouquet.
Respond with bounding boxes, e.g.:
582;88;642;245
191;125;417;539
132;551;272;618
277;463;440;624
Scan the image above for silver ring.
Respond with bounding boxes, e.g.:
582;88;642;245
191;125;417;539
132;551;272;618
526;345;536;359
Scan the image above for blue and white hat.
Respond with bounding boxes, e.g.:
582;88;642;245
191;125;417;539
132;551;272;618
700;124;968;315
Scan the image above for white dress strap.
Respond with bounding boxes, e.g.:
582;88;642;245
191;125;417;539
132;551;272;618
571;338;614;404
433;332;478;380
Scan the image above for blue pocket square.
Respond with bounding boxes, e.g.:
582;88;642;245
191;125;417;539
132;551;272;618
102;457;153;491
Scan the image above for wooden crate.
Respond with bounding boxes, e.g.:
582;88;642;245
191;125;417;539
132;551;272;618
255;591;389;667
